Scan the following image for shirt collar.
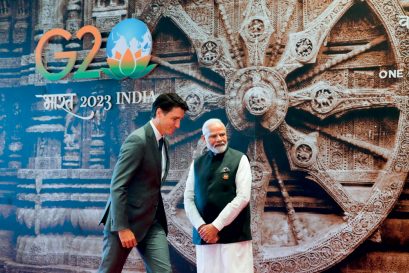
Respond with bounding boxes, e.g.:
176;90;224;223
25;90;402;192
150;120;163;141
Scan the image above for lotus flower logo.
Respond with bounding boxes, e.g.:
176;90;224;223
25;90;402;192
102;18;156;80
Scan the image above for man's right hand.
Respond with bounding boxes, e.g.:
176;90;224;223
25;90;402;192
118;228;137;248
198;224;219;244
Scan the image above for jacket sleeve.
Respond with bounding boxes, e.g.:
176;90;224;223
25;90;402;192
110;134;145;231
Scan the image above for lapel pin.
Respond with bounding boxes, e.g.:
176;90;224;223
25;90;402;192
221;167;230;180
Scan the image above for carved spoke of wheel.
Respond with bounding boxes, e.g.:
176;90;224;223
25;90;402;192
271;159;307;244
164;3;238;77
215;0;244;68
151;55;224;92
247;139;271;255
287;81;400;161
266;0;298;67
144;1;237;79
287;35;387;87
238;0;275;66
275;0;355;77
302;121;392;161
278;122;360;216
170;80;225;124
289;81;399;120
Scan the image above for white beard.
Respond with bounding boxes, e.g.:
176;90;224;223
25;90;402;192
207;142;227;154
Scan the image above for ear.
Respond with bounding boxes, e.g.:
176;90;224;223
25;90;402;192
156;108;163;118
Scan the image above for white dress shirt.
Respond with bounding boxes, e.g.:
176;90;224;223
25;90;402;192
150;120;166;179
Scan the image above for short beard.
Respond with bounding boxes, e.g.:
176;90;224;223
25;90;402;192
207;142;227;154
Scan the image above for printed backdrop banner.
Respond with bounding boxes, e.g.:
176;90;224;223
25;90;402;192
0;1;409;273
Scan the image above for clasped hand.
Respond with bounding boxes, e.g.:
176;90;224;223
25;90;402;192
198;224;219;244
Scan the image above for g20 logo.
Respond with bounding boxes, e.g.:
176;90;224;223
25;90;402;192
35;18;156;81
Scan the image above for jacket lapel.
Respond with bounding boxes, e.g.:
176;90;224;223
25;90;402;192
145;123;162;181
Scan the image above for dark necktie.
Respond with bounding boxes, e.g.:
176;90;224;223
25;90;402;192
158;137;164;152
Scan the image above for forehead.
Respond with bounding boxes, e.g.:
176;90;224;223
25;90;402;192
206;122;226;134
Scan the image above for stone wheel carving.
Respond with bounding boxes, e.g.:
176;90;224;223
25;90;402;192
142;1;408;272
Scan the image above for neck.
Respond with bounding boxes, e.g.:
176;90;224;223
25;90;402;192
151;118;164;136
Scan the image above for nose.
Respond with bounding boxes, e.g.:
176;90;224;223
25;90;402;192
175;120;180;129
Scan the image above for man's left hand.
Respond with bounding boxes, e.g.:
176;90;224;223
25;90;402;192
198;224;219;243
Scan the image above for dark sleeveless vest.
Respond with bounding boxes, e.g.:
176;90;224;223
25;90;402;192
192;147;252;245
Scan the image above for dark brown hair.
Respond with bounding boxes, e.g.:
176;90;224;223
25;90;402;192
151;93;189;117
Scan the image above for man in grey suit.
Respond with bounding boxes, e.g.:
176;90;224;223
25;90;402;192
98;93;189;273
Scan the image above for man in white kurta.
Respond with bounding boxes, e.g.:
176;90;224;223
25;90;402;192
184;118;254;273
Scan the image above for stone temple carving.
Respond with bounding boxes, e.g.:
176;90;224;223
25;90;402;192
0;0;408;273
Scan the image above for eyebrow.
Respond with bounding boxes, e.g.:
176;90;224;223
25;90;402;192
209;132;226;136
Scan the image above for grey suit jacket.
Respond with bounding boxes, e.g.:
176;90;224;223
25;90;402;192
99;122;170;241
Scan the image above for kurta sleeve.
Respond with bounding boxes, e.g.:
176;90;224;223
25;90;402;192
184;162;206;230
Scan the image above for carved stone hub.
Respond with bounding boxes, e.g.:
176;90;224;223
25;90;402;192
243;86;273;116
226;67;289;133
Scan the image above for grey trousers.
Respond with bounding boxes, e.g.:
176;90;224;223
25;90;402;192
97;222;172;273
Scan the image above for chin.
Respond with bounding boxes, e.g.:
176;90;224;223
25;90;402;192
214;145;227;154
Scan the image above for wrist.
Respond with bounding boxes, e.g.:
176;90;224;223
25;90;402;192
211;222;221;232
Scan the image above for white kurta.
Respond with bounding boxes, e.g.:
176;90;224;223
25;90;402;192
184;155;254;273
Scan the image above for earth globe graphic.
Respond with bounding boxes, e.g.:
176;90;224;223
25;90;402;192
104;18;155;79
